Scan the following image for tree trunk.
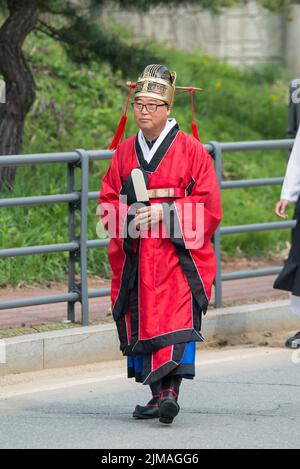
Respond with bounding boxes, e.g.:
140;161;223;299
0;1;38;191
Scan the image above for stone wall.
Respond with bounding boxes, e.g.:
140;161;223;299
101;1;300;74
286;5;300;75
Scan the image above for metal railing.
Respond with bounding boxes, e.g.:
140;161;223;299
0;140;296;323
0;149;111;326
210;139;296;307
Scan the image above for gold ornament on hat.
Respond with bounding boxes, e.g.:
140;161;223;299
134;64;177;107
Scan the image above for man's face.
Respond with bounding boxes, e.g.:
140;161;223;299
133;97;170;137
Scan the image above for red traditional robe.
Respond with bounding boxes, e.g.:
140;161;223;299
99;124;222;384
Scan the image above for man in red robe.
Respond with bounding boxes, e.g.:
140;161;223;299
99;64;222;424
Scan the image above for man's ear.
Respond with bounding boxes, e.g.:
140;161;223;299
167;107;171;117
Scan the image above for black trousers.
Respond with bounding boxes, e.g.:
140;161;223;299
274;195;300;296
292;196;300;245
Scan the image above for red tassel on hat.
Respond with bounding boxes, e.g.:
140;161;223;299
109;82;136;151
189;88;201;143
191;121;200;142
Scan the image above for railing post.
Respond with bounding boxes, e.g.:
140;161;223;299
75;149;89;326
208;141;223;309
67;161;79;323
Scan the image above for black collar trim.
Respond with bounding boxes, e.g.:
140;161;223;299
135;124;180;173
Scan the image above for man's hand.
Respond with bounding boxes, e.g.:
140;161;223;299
134;204;164;231
275;199;289;219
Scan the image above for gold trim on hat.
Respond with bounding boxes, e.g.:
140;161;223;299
135;74;177;107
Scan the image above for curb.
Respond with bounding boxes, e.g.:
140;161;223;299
0;300;299;376
203;299;299;337
0;323;122;376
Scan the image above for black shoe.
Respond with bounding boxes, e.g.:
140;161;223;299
159;389;180;425
132;395;160;419
285;331;300;349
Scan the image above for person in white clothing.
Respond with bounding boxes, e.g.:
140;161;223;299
274;125;300;348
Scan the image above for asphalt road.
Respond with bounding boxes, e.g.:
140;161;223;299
0;346;299;449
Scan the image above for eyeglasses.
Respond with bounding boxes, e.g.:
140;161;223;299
132;102;167;113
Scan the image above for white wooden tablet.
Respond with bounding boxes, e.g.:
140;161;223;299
131;168;149;203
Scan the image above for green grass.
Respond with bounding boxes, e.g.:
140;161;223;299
0;30;295;285
0;316;114;340
0;322;80;340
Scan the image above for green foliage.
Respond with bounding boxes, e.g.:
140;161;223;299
91;0;300;13
259;0;299;13
58;16;162;76
32;0;241;79
0;31;295;285
95;0;238;12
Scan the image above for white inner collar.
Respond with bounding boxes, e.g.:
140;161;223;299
138;118;177;164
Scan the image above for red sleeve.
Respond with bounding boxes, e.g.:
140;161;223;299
99;149;138;253
99;149;123;238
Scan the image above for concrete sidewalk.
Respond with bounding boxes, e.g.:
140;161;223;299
0;299;299;377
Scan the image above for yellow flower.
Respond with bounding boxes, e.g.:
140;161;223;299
215;81;222;89
270;95;279;102
202;54;211;63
